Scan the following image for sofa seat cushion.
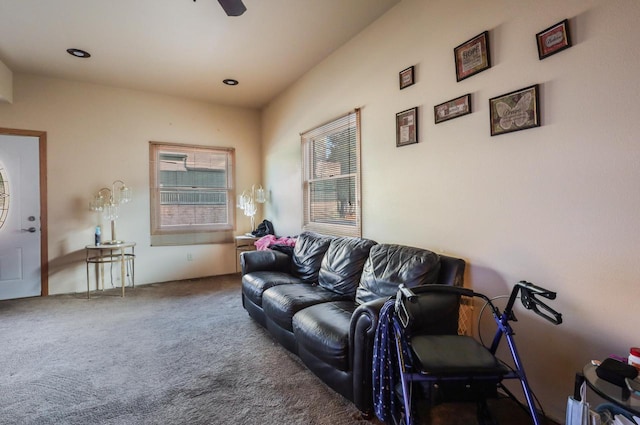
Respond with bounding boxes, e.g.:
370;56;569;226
293;301;356;372
318;237;377;297
242;272;305;306
262;284;350;332
356;244;441;304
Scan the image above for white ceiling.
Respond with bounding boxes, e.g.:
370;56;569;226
0;0;400;109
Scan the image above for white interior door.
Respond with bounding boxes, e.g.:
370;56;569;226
0;134;41;300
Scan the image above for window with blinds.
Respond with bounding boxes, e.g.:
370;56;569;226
301;109;361;237
0;163;9;230
149;142;235;245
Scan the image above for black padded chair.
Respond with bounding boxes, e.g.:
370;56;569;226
381;281;562;425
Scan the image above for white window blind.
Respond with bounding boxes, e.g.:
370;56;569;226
0;163;9;230
301;109;361;237
149;142;235;245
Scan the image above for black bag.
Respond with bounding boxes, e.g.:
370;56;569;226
595;358;638;387
251;220;275;237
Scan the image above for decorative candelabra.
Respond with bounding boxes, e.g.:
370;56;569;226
89;180;132;243
237;184;266;231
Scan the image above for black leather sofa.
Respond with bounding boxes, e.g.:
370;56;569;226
240;231;465;416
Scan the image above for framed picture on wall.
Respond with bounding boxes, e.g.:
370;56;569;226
536;19;572;60
396;107;418;147
434;94;472;124
399;66;415;89
454;31;491;82
489;85;540;136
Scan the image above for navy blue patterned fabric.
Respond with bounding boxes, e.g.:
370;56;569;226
372;299;415;424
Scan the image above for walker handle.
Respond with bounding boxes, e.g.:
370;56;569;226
517;281;563;325
399;284;476;302
517;280;556;300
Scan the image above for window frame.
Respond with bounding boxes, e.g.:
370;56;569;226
301;109;362;237
149;141;235;245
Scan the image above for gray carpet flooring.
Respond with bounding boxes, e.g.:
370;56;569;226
0;275;555;425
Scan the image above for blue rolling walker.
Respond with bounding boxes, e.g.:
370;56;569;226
392;281;563;425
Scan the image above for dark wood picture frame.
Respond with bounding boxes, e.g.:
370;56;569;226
454;31;491;82
489;85;540;136
434;94;472;124
396;107;418;147
399;66;415;89
536;19;572;60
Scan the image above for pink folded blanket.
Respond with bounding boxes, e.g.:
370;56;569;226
255;235;297;251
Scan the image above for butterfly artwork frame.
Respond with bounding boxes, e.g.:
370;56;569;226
489;85;540;136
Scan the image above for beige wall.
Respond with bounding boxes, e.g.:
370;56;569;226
0;74;261;294
0;0;637;419
0;59;13;103
262;0;640;420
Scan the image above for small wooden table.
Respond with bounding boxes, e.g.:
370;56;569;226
85;241;136;298
235;235;259;273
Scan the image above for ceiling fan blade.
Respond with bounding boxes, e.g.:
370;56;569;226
218;0;246;16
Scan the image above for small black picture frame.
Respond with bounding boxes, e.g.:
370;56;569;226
434;94;472;124
396;107;419;147
399;66;415;89
454;31;491;82
536;19;572;60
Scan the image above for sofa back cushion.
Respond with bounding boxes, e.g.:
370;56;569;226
318;237;377;297
290;232;333;283
355;244;441;304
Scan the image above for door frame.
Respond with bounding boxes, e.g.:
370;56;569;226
0;127;48;296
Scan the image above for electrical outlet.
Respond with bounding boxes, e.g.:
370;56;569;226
187;253;193;261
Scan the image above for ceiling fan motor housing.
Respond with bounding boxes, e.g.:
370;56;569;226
218;0;247;16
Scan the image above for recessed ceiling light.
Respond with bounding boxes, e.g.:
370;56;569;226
66;48;91;58
223;79;239;86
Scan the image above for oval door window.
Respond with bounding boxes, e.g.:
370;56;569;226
0;162;9;230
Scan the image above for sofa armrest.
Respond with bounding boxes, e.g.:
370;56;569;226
240;250;291;275
349;297;389;415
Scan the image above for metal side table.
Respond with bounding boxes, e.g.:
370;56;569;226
575;362;640;417
85;241;136;298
